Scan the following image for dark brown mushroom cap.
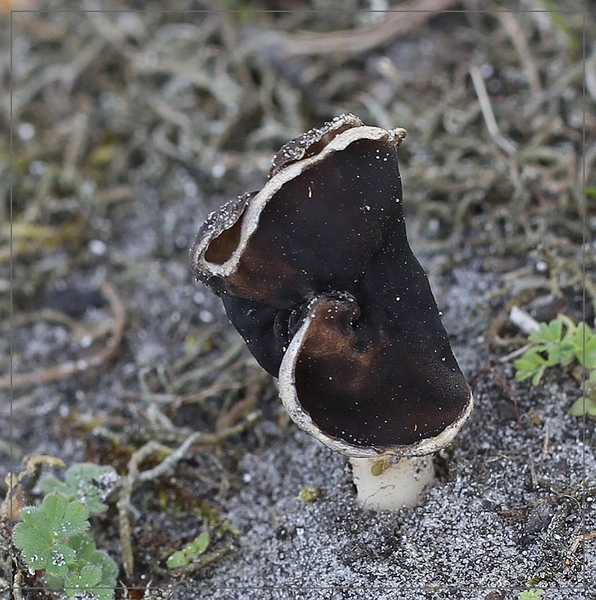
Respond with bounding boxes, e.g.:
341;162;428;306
278;270;472;457
191;114;472;456
192;116;407;373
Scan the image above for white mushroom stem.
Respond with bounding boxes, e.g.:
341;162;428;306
349;455;436;511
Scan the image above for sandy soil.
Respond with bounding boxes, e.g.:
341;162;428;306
1;3;594;599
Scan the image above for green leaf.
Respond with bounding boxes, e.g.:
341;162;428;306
66;534;118;589
186;531;210;555
166;550;189;569
569;396;596;417
41;493;70;533
59;501;90;537
167;531;211;570
46;543;76;578
573;323;596;369
41;464;118;515
20;504;52;532
14;493;90;578
65;464;117;513
68;533;96;561
45;572;65;591
93;587;116;600
514;349;548;385
14;503;57;571
529;319;564;345
94;549;119;587
13;522;52;570
79;563;103;588
515;318;596;399
547;339;576;366
65;563;102;591
40;478;70;497
14;508;53;559
526;318;578;367
519;590;544;600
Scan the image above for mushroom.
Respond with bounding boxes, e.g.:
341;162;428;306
191;114;473;510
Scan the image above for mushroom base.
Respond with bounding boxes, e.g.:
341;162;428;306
349;455;436;511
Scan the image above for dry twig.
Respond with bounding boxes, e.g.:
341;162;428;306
117;411;260;580
498;12;542;96
254;0;460;58
469;64;517;156
0;281;126;390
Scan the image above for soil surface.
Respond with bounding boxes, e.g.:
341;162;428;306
1;2;595;600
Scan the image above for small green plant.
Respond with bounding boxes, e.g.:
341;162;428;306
13;463;119;599
514;316;596;416
166;531;210;569
40;463;119;514
518;589;544;600
569;368;596;416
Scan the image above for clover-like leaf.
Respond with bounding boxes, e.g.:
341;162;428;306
46;543;76;578
91;587;115;600
569;396;596;417
94;549;119;589
14;478;117;600
13;521;51;571
514;349;549;386
14;507;53;570
573;323;596;369
39;478;71;497
529;319;563;345
68;533;96;561
514;316;596;419
41;464;118;515
14;494;90;577
41;493;70;533
57;501;90;538
67;534;118;588
20;504;53;534
547;339;576;367
15;506;52;551
65;563;103;595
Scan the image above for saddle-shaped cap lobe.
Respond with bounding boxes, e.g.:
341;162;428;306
191;114;473;457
